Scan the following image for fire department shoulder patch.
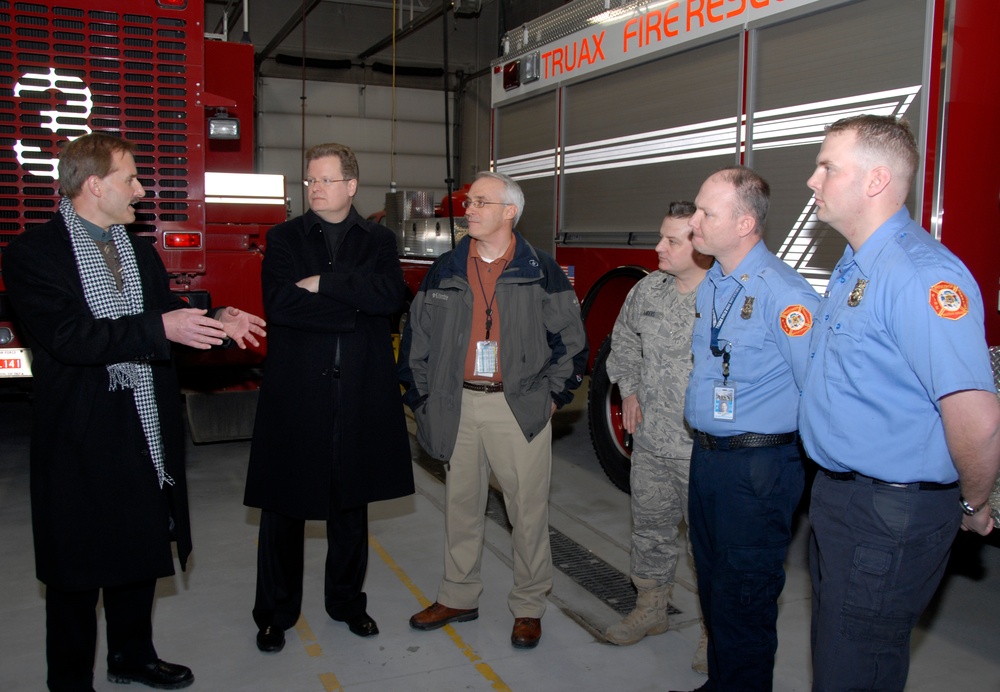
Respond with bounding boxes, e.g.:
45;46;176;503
780;304;813;337
929;281;968;320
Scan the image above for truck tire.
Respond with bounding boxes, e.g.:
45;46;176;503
588;335;632;493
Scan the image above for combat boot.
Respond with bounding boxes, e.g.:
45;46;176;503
605;578;671;645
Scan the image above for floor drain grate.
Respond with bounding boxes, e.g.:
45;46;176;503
413;443;681;619
485;487;679;618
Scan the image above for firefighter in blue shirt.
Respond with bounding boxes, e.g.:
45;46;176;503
675;166;819;692
800;115;1000;692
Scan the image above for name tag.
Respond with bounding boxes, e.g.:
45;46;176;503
475;340;498;377
713;381;735;421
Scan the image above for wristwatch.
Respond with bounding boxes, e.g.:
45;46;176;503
959;496;987;516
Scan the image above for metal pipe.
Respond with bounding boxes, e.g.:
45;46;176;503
442;6;456;247
241;0;251;43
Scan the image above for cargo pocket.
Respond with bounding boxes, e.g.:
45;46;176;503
840;545;909;643
728;545;785;609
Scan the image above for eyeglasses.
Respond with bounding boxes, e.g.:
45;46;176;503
461;199;510;209
303;178;351;188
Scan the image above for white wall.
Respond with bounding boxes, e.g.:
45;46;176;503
258;78;453;218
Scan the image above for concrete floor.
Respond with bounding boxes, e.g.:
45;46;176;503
2;381;1000;691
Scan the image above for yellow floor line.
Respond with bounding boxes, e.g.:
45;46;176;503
319;672;344;691
295;614;324;657
369;534;512;692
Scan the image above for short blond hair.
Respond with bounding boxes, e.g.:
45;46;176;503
305;142;359;180
826;115;919;189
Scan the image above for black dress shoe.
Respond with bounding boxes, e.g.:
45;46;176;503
107;659;194;689
256;625;286;653
344;612;379;637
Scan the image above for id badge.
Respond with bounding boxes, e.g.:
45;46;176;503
474;340;498;377
713;381;735;421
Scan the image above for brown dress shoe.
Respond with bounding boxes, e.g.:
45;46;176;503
409;602;479;631
511;617;541;649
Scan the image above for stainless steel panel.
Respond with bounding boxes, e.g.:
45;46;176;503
398;217;468;258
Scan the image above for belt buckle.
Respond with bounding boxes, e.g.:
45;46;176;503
880;480;909;489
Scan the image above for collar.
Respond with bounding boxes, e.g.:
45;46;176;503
845;206;913;278
443;230;538;281
708;239;770;289
471;235;517;265
78;214;114;243
303;206;364;235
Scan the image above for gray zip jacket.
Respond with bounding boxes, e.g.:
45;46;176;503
398;231;588;461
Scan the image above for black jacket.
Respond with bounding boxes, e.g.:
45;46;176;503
244;208;414;517
4;214;192;591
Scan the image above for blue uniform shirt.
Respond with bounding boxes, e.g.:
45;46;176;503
685;240;819;436
800;208;995;483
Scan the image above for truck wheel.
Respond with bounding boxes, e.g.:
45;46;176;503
588;335;632;493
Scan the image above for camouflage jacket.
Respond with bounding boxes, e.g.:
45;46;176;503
606;271;699;458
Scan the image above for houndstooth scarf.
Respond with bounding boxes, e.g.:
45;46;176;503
62;196;173;488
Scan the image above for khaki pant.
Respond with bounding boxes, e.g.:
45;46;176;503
437;389;553;618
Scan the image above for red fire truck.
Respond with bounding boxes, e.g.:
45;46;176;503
0;0;286;441
397;0;1000;491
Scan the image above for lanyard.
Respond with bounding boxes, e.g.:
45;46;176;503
472;257;507;340
711;283;743;382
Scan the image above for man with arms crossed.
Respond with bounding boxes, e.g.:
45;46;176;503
800;115;1000;691
245;143;414;653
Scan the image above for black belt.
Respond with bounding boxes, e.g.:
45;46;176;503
463;381;504;393
695;430;797;450
820;468;958;491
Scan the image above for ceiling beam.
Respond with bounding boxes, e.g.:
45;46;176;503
357;0;451;60
255;0;326;68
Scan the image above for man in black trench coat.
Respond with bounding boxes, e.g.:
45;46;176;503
244;142;414;653
3;132;266;691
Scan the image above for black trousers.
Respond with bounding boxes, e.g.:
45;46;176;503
45;579;157;692
252;506;369;631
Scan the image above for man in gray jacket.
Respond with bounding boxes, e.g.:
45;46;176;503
399;171;587;649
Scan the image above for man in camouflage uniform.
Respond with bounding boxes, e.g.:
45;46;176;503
605;202;712;668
